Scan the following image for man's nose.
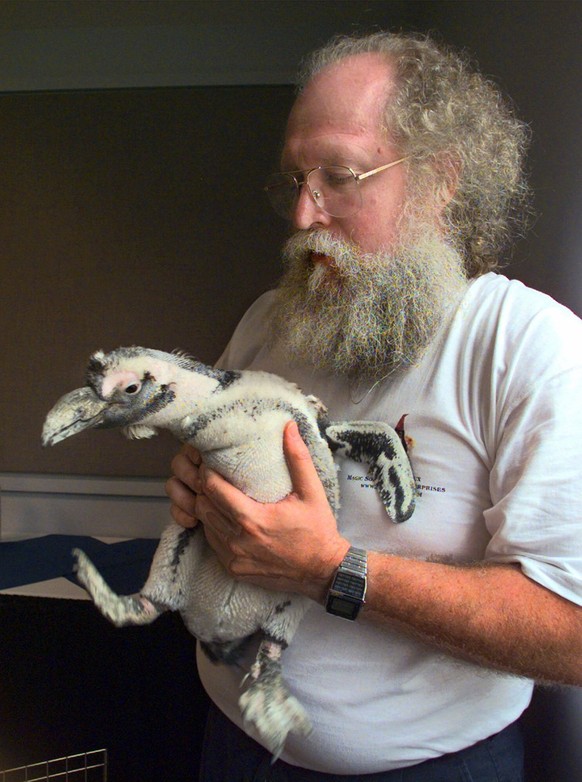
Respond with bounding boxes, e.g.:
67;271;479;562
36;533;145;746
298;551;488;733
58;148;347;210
291;184;332;230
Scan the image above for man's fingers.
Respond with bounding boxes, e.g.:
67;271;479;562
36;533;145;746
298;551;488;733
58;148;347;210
199;464;256;522
169;498;199;529
170;451;203;494
165;475;201;533
181;442;202;464
196;494;241;539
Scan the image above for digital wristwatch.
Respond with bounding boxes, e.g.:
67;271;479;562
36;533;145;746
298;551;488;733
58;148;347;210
325;546;368;620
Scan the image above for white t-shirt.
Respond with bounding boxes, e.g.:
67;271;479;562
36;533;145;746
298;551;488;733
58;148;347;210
197;272;582;774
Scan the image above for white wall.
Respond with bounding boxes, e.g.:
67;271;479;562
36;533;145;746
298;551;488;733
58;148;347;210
0;473;168;538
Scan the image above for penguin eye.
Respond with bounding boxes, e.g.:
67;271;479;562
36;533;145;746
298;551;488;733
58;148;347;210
124;382;141;395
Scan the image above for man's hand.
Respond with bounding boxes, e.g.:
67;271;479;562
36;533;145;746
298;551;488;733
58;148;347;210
166;444;203;528
166;421;350;602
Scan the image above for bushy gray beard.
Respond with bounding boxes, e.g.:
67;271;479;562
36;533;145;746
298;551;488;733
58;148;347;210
269;228;468;380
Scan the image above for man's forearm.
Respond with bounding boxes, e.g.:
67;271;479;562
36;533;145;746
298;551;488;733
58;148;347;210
361;552;582;686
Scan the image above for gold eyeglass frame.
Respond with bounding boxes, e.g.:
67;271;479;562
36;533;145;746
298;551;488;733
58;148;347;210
264;157;409;219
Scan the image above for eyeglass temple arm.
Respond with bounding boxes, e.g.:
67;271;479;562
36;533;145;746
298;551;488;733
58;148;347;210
357;157;408;182
264;158;408;192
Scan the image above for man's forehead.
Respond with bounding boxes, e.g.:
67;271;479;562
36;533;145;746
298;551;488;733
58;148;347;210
286;53;394;137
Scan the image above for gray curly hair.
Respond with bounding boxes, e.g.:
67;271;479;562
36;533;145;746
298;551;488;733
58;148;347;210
297;32;532;277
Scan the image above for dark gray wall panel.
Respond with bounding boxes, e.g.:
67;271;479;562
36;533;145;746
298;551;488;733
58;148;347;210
0;86;293;475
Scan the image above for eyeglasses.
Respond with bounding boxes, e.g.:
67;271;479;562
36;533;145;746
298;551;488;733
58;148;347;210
264;158;408;220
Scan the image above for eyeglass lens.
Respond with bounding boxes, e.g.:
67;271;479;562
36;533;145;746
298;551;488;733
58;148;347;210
265;166;362;219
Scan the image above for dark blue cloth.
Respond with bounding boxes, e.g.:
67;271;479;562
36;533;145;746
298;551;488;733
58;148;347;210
0;535;158;594
199;703;524;781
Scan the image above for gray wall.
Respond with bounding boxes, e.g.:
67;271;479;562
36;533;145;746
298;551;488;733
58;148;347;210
0;84;292;476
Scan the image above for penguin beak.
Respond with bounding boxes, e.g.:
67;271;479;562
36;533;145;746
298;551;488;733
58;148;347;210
42;387;109;446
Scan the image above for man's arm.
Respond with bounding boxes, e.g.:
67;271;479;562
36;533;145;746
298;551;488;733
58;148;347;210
167;421;582;687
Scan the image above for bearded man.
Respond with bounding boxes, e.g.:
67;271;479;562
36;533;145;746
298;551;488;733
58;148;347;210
166;32;582;781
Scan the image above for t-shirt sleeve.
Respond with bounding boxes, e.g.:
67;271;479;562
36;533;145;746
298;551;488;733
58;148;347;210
483;301;582;606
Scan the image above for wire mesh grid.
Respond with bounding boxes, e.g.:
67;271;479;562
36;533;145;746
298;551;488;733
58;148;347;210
0;749;107;782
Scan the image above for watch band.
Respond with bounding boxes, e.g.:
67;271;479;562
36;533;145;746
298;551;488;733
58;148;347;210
325;546;368;620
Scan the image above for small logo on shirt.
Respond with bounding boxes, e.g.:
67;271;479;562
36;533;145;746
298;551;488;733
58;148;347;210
415;479;446;497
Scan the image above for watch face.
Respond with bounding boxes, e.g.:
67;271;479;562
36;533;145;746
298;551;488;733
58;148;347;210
333;571;366;601
327;595;360;620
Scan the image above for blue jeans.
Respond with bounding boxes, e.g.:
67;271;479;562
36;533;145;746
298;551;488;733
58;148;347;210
198;703;524;781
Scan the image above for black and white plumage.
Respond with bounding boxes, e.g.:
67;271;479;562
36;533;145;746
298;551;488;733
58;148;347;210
42;347;416;757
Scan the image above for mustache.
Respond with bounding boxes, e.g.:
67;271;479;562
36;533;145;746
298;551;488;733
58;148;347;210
282;230;363;274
